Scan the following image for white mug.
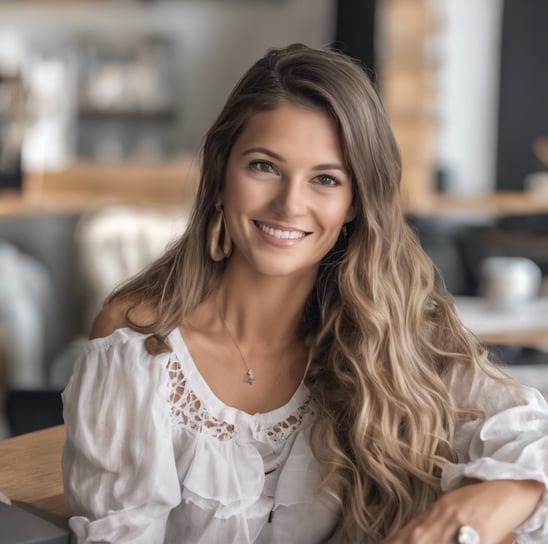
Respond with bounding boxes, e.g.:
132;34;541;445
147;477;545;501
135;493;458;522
479;256;542;312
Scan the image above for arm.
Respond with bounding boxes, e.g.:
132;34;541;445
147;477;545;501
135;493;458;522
383;478;544;544
385;366;548;543
62;330;181;543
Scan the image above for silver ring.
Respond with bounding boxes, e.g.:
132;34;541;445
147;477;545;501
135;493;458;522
458;524;480;544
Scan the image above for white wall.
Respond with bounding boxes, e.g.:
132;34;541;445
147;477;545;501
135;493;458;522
435;0;504;194
0;0;337;151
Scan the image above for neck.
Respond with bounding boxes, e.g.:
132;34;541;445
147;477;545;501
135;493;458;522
213;257;317;349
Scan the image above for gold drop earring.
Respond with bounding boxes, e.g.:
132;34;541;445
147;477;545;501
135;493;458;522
208;203;233;261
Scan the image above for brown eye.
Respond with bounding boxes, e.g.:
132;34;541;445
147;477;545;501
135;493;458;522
250;160;277;174
316;174;340;186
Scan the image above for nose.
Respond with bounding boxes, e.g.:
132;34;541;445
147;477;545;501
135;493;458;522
273;177;307;217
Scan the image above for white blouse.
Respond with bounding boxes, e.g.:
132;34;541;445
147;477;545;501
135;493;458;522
62;328;548;543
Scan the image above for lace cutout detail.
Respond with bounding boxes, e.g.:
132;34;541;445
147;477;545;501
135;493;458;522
264;397;313;443
166;357;313;443
167;358;235;441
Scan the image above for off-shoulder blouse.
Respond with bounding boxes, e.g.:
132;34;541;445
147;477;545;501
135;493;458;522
62;328;548;543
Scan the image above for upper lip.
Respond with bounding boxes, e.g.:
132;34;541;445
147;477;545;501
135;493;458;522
253;220;311;234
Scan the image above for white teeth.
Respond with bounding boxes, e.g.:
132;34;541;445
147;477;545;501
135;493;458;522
256;222;306;240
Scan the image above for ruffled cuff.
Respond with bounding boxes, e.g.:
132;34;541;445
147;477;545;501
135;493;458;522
69;511;168;543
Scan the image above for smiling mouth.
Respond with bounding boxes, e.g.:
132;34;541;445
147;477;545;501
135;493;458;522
254;221;310;240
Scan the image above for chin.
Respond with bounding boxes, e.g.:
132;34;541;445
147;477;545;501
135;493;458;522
231;244;325;280
250;256;319;279
253;262;302;277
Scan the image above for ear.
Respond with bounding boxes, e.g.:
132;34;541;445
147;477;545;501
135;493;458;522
344;201;357;223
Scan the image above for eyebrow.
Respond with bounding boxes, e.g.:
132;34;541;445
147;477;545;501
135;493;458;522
242;146;346;172
242;147;284;162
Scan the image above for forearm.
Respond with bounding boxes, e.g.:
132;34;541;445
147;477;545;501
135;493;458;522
383;478;546;543
462;477;545;539
461;479;546;544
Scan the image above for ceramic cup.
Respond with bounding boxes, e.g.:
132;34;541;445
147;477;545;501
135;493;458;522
479;256;542;312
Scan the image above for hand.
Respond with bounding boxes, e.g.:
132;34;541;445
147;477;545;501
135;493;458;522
382;479;544;544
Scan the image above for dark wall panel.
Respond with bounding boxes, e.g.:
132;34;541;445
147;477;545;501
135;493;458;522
332;0;376;77
496;0;548;190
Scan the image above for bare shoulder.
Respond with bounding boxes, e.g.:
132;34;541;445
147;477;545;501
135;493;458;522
89;297;157;339
89;299;131;339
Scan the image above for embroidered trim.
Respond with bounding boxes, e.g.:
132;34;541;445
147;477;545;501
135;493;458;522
167;359;235;441
264;399;312;442
166;357;311;443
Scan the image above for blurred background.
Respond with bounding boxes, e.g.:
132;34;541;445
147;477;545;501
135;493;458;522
0;0;547;438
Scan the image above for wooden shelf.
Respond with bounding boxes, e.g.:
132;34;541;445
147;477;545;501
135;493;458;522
0;156;200;217
404;191;548;218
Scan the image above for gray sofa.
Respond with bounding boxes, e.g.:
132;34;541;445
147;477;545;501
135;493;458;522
0;212;84;386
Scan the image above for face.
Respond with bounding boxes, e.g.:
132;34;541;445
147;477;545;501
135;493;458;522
221;103;355;280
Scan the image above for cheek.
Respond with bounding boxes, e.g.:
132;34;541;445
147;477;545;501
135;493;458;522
223;171;266;211
225;190;264;219
320;199;354;229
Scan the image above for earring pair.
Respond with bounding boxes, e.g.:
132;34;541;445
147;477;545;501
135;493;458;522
208;203;232;261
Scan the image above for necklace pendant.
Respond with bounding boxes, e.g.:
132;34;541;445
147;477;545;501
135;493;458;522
246;368;255;385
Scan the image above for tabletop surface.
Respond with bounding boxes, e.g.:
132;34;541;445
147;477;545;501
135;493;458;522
0;424;67;518
454;296;548;349
0;416;522;543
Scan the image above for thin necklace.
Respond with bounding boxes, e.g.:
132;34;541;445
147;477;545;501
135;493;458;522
217;305;255;385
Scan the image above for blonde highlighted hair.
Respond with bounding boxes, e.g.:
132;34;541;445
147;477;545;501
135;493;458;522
109;44;489;541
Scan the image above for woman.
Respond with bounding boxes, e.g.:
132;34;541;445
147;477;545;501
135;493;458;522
62;44;548;543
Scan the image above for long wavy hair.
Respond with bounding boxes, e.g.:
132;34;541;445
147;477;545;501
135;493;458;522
109;44;490;541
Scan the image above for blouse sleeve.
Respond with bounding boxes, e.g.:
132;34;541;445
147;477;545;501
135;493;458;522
62;329;181;543
442;363;548;542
